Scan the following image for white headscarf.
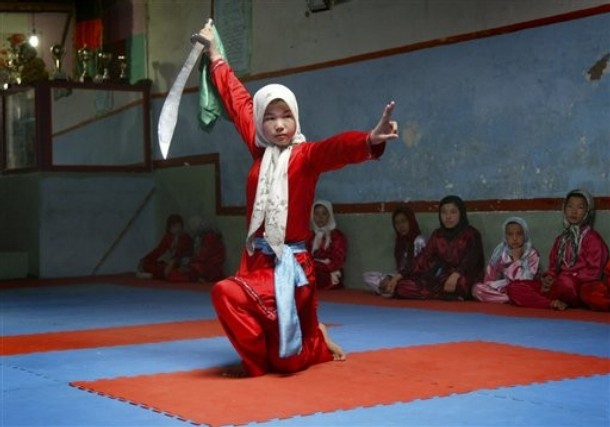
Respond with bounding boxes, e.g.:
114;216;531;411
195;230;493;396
310;200;337;253
488;216;535;280
245;84;306;258
557;189;594;271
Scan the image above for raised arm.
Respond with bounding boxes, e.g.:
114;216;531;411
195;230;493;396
304;101;399;173
198;22;259;155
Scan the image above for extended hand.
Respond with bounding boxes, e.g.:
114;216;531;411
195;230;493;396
443;272;460;293
370;101;398;145
511;247;524;260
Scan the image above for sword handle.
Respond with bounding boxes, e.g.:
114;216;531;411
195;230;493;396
191;18;214;49
190;33;210;50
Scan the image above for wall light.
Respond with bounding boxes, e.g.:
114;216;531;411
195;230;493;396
307;0;333;13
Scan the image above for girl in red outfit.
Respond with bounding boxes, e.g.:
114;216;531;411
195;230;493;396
364;204;427;297
507;189;609;310
308;200;347;290
167;216;226;283
198;22;398;377
381;195;484;300
137;214;193;280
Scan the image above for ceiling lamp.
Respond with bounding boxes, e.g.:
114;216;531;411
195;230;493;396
28;14;39;47
28;30;39;47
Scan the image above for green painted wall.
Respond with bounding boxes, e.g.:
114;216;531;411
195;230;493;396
151;160;610;289
0;173;40;277
337;210;610;290
1;163;607;283
153;164;217;229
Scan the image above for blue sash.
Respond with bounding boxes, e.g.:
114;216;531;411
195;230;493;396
254;238;308;358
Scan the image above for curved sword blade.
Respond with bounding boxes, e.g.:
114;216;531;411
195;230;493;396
157;42;205;159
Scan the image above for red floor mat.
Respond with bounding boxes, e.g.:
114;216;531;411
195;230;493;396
71;341;610;426
1;319;224;356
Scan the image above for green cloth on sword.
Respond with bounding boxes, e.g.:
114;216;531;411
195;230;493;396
198;25;229;131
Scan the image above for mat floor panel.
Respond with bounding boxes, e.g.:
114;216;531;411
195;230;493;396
2;283;216;335
2;280;609;427
244;378;610;427
2;338;238;382
2;382;186;427
318;303;610;357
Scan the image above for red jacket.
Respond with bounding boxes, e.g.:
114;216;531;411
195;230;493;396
142;232;193;264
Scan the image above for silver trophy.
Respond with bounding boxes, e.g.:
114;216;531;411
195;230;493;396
94;51;113;83
77;47;93;82
118;55;128;82
50;44;68;80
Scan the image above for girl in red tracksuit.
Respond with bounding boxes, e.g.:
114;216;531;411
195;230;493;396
137;214;193;280
308;200;348;290
198;22;398;377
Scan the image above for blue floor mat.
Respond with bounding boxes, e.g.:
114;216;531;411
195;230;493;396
2;282;609;427
1;283;215;334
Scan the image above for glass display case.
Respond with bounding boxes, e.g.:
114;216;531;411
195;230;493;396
1;80;151;173
2;87;37;170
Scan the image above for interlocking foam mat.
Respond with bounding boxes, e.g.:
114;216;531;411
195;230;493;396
3;278;609;426
2;319;224;356
70;340;610;427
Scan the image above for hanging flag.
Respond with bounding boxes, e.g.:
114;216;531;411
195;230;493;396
75;0;103;49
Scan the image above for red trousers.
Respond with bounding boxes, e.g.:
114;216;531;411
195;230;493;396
579;281;610;311
211;250;333;376
507;275;581;309
396;272;472;300
579;260;610;311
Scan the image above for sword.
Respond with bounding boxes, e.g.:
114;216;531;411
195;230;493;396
158;20;212;159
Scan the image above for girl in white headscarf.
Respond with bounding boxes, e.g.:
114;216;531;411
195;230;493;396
198;22;399;377
472;217;540;303
308;200;347;290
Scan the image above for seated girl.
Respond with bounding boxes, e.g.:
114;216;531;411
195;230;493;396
167;216;227;283
364;204;426;297
507;189;608;310
380;195;484;301
472;217;540;303
308;200;347;290
137;214;193;280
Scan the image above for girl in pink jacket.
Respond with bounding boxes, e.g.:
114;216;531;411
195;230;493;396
472;217;540;303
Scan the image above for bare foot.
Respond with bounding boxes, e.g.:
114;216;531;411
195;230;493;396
379;277;397;297
550;299;568;311
378;276;390;293
221;364;248;378
135;271;153;279
319;323;346;361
